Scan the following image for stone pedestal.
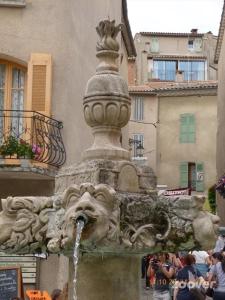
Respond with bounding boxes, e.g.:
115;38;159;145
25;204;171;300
56;159;156;195
68;255;140;300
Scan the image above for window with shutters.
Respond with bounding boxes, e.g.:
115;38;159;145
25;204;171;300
133;97;144;121
180;162;204;192
0;0;26;7
180;113;196;143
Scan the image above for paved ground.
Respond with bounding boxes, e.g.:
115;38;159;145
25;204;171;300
140;279;153;300
139;279;213;300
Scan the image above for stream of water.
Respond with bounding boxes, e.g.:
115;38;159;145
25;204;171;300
73;219;85;300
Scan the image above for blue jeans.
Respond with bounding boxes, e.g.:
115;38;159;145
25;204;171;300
213;291;225;300
196;263;208;277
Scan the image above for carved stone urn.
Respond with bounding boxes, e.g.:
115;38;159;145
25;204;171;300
83;20;131;161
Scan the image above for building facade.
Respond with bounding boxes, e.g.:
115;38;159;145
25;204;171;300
215;0;225;225
134;29;217;85
0;0;135;294
129;29;218;196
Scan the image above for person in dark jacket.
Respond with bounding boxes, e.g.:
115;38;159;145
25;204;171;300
173;254;204;300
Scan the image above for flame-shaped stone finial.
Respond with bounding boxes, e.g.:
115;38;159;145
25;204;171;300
96;20;122;52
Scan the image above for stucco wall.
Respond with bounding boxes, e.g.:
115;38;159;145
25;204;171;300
0;0;125;168
216;28;225;225
129;94;158;171
158;95;217;192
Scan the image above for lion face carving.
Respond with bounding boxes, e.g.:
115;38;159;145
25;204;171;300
60;183;120;249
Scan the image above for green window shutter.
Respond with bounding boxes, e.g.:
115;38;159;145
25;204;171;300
150;37;159;53
180;162;188;188
179;114;195;143
180;115;188;143
187;114;195;143
194;38;202;52
196;162;204;192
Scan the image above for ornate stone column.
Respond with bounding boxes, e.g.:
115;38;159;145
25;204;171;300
83;20;131;161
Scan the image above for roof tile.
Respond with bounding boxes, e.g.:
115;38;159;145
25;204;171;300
129;81;218;93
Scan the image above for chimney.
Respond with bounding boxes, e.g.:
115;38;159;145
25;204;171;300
191;28;198;34
176;70;184;82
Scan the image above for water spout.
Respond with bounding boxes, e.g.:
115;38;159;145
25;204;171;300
72;214;88;300
75;213;89;226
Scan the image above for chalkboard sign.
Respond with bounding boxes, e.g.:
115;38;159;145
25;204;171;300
0;267;23;300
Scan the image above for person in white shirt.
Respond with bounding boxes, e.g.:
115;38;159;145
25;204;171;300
208;252;225;300
214;235;225;253
192;250;210;277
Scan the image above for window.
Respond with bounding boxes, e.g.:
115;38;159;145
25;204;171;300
133;134;144;157
188;38;202;52
0;61;26;137
180;114;195;143
150;37;159;53
180;162;204;192
153;60;176;81
188;40;194;50
133;97;144;121
0;0;26;7
179;61;205;81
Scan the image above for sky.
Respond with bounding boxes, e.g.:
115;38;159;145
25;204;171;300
127;0;224;36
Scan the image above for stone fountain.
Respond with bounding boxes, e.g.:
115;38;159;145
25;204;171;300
0;20;219;300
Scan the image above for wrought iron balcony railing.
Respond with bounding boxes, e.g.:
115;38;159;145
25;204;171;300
0;110;66;167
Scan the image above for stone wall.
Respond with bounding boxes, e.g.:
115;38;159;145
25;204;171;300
216;24;225;225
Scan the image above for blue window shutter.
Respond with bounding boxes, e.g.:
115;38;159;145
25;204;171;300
180;162;188;188
196;162;204;192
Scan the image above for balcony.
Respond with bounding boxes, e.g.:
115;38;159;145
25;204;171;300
0;110;66;174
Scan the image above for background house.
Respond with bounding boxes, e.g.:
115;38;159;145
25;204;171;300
129;29;218;196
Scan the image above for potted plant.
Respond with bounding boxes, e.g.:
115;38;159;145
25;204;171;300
0;136;42;164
